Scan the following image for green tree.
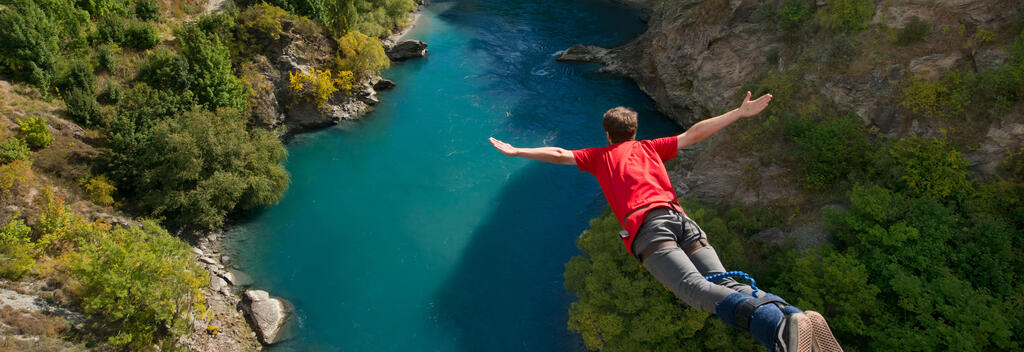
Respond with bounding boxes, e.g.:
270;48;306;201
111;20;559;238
63;88;103;127
0;138;32;164
0;217;36;279
177;24;248;109
565;206;762;351
0;0;88;90
123;20;161;49
129;108;288;228
134;0;161;21
16;116;53;149
70;220;207;348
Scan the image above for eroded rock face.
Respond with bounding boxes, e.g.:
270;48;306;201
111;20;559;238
243;19;377;134
244;290;295;345
564;0;1024;208
386;39;428;61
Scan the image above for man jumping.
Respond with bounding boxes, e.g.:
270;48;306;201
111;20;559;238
489;92;842;352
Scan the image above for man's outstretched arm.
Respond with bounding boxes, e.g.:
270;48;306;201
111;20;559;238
676;91;773;149
489;137;576;165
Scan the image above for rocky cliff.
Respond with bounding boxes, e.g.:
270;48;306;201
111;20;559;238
567;0;1024;209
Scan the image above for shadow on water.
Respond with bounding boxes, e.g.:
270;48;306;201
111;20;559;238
432;160;604;351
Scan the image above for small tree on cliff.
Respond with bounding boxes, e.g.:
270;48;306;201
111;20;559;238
336;30;389;81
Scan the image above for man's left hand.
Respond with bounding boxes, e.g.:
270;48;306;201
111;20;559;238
738;91;773;118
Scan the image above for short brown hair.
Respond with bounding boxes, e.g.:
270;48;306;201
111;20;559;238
603;106;637;143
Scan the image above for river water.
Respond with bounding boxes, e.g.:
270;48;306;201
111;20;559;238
226;0;681;350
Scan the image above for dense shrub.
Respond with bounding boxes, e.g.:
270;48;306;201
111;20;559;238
125;108;288;228
888;136;971;200
104;83;196;191
17;116;53;149
0;160;34;196
63;88;103;127
98;81;124;104
821;0;873;33
123;21;161;49
95;43;121;73
897;17;931;46
80;174;117;206
777;0;810;32
565;202;763;351
336;30;389;80
79;0;132;17
787;112;873;190
95;15;127;44
134;0;162;21
177;24;247;109
0;0;88;90
55;57;97;95
289;68;352;107
137;49;193;91
255;0;417;37
70;220;207;348
0;138;32;164
0;217;36;279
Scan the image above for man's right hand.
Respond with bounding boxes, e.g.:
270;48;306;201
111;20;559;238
489;137;519;157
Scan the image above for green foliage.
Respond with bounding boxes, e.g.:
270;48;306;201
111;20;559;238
177;24;247;109
566;202;766;351
55;57;97;95
98;81;124;104
0;138;32;164
79;0;132;17
777;0;810;32
888;136;971;201
80;174;117;206
897;17;931;46
125;108;288;228
0;160;34;196
257;0;417;37
0;217;36;279
123;20;161;49
0;0;89;90
787;112;873;190
63;88;103;127
336;30;389;80
134;0;161;21
95;43;120;73
238;3;291;41
818;180;1022;350
16;116;53;150
95;15;127;44
137;48;193;92
104;83;195;192
69;220;207;348
821;0;873;33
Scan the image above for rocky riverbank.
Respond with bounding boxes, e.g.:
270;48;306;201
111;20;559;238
177;5;430;350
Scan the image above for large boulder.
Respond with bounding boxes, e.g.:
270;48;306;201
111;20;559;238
386;40;428;61
244;290;295;345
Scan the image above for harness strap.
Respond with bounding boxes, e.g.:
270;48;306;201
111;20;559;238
733;296;788;331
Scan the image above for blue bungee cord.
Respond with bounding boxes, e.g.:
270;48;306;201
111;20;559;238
705;271;760;297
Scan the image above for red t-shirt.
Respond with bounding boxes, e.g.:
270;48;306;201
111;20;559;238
573;136;679;255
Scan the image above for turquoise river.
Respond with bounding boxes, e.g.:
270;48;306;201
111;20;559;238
226;0;682;350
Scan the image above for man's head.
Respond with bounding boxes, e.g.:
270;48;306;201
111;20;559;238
603;106;637;144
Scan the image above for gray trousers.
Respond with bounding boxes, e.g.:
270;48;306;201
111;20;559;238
631;207;755;313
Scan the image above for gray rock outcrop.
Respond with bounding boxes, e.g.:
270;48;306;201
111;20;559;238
243;18;377;133
244;290;295;345
386;39;428;61
555;44;609;62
